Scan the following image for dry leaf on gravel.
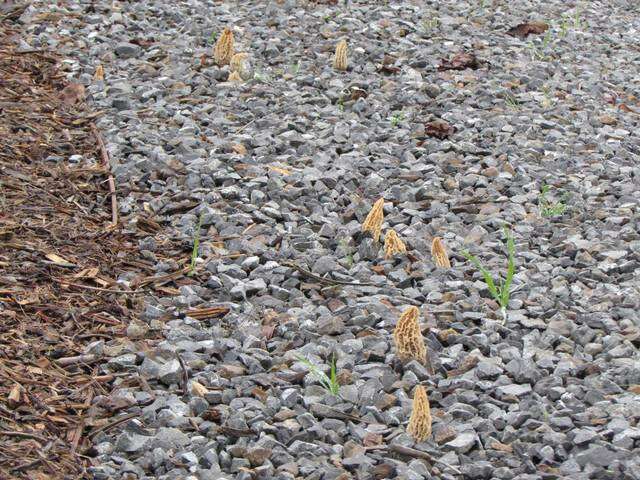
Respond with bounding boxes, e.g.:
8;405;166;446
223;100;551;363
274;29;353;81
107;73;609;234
506;21;549;38
44;252;76;267
424;120;456;139
438;52;479;71
190;381;209;397
59;82;85;105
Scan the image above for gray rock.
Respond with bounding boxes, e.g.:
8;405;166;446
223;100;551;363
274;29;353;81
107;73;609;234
115;432;149;453
115;42;141;59
495;383;532;400
444;431;478;453
158;359;182;386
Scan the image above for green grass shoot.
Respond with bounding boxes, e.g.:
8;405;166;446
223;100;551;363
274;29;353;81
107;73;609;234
297;353;339;396
188;212;204;276
462;227;516;323
538;184;568;217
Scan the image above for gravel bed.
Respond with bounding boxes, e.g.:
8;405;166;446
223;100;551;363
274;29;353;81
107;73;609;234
18;1;640;479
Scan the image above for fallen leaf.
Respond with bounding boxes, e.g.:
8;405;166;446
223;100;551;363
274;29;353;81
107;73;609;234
231;143;247;155
424;120;456;139
506;21;549;38
268;165;291;175
73;267;100;279
438;52;479;71
362;432;383;447
190;381;209;397
619;103;635;113
59;83;85;105
377;63;401;74
202;408;221;422
44;252;76;267
599;115;617;126
490;440;513;453
371;265;386;275
349;87;368;100
46;415;70;424
261;324;276;340
251;386;268;402
629;385;640;394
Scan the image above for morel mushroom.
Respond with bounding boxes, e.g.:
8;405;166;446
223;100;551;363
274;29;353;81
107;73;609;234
431;236;451;268
214;27;234;65
384;229;407;259
362;197;384;242
407;384;432;442
333;39;348;71
393;306;427;365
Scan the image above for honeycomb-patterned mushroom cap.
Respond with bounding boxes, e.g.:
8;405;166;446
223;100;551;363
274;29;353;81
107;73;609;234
362;197;384;242
230;52;252;80
384;229;407;259
227;71;243;83
214;27;234;66
333;39;348;71
431;236;451;268
393;306;427;365
407;385;432;442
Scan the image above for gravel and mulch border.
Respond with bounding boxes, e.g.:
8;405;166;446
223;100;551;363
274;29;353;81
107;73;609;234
0;21;145;479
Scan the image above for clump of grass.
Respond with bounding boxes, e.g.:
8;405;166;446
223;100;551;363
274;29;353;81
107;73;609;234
462;227;516;323
573;6;582;30
504;92;520;110
421;17;440;32
188;212;204;276
538;184;569;217
297;354;339;396
390;111;404;127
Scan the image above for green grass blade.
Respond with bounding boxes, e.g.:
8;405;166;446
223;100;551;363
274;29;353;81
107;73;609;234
189;212;204;276
329;354;338;395
297;355;333;393
501;229;516;309
462;250;500;301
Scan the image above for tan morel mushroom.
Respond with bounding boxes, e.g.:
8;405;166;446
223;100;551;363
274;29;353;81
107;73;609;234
431;236;451;268
94;64;104;81
214;27;234;66
228;71;243;83
333;39;348;71
230;52;252;80
407;385;432;442
384;229;407;259
362;197;384;242
393;306;427;364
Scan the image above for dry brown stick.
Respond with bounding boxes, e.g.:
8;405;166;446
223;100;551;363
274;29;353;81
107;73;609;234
136;374;156;401
0;430;49;443
86;413;138;440
90;123;118;226
71;389;93;452
55;279;135;294
56;354;98;367
367;444;462;475
175;352;189;396
11;458;43;473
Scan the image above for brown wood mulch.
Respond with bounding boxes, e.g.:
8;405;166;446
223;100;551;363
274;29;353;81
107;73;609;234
0;22;146;479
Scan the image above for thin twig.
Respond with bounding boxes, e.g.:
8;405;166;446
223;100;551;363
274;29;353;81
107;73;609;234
367;444;462;475
90;123;118;227
176;352;189;397
55;279;135;294
56;354;99;367
0;430;49;443
87;413;138;440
